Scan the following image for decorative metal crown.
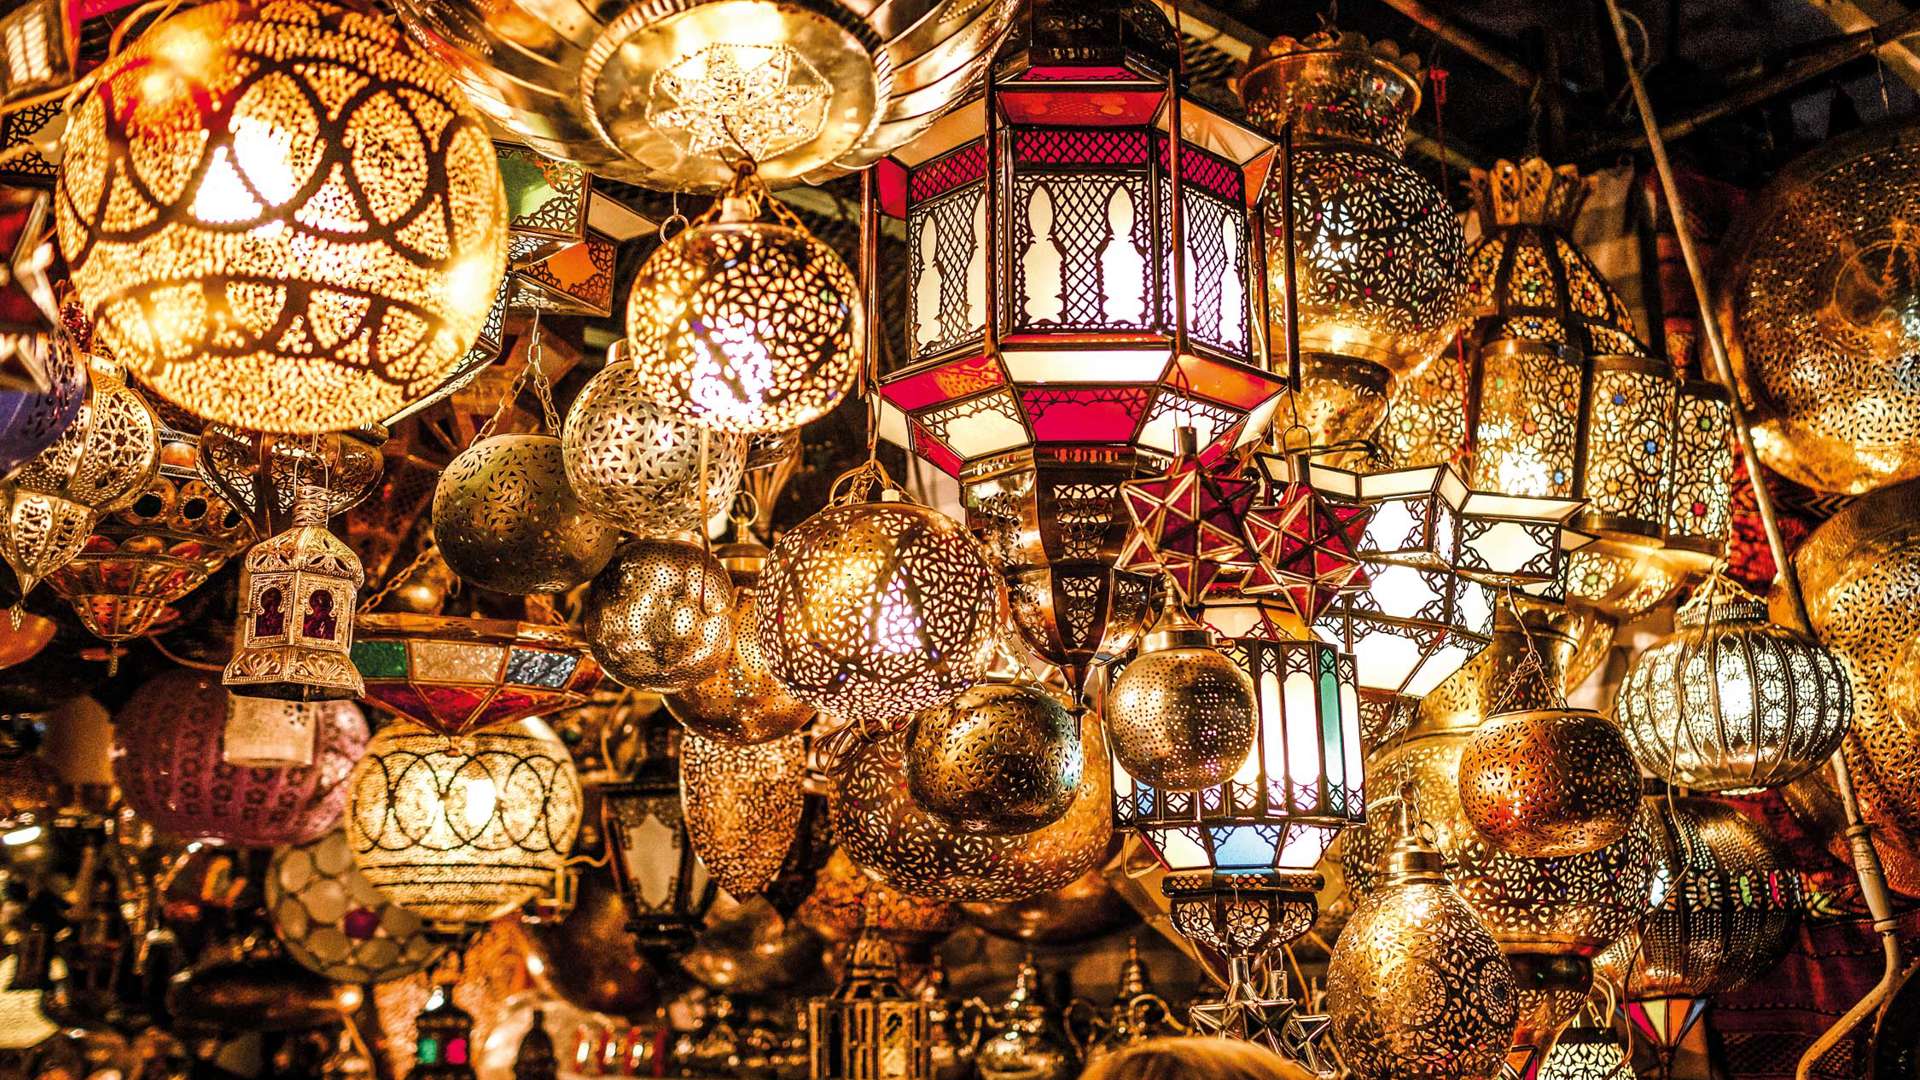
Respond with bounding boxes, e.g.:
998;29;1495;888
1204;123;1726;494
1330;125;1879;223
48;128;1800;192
1471;158;1592;231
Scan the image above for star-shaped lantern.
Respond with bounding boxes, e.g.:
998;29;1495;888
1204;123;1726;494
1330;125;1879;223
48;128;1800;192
1118;430;1260;604
1239;451;1370;624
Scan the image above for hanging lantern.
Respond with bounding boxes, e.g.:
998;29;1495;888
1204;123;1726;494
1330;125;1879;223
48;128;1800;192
0;358;160;601
1457;705;1640;859
265;829;447;984
1344;604;1656;1068
54;0;510;435
111;668;368;847
664;532;815;745
905;677;1083;836
523;866;657;1016
1616;582;1851;793
224;483;365;701
346;718;583;926
600;720;716;949
1239;30;1467;447
352;612;603;741
45;456;252;650
876;0;1283;699
681;729;807;897
432;434;620;594
808;922;934;1080
561;356;748;538
1238;452;1372;624
584;537;736;694
413;980;478;1080
833;720;1112;903
395;0;1015;191
1165;873;1329;1069
625;167;861;435
758;477;998;726
1107;597;1256;792
1114;623;1362;877
1118;433;1261;605
1536;1005;1633;1080
1596;795;1801;1000
0;298;86;483
1720;118;1920;495
1325;806;1518;1080
197;426;385;538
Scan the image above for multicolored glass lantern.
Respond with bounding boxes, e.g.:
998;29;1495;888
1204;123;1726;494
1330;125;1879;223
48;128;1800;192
600;719;716;949
45;448;252;652
54;0;510;435
224;484;365;701
111;668;368;847
808;922;934;1080
413;980;478;1080
346;718;583;926
1239;30;1467;448
876;0;1283;698
1114;629;1362;877
351;613;603;740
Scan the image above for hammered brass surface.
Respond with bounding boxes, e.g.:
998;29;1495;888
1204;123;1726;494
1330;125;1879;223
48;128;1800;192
1107;622;1256;792
1457;708;1640;858
584;537;736;693
433;434;619;594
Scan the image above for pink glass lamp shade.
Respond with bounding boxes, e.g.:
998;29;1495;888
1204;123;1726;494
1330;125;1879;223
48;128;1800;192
111;668;368;846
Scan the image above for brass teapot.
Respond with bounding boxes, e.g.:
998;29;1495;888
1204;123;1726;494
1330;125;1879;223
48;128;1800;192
966;954;1078;1080
1063;938;1187;1064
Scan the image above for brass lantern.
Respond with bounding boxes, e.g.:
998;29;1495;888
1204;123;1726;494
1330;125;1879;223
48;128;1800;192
808;922;934;1080
601;718;717;949
875;0;1284;699
1537;1005;1634;1080
431;433;620;594
224;484;365;701
197;426;385;538
681;729;808;897
665;531;815;746
54;0;510;435
351;612;604;741
1616;581;1851;793
1239;30;1467;447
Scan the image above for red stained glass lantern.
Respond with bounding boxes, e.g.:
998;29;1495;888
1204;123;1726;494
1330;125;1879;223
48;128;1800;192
876;0;1284;696
350;613;603;740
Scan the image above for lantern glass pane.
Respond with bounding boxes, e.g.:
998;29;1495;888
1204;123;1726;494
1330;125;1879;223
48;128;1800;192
1166;188;1250;356
1162;826;1210;870
1277;823;1334;871
1471;345;1582;497
1002;347;1166;383
1211;825;1276;871
906;187;987;360
918;390;1027;459
1319;650;1344;793
410;640;505;684
1583;362;1676;534
1283;668;1319;812
1010;173;1154;335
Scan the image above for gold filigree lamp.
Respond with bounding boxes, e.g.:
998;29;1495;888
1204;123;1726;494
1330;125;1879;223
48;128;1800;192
1107;596;1257;793
664;528;815;746
432;432;619;595
54;0;510;435
583;536;736;694
224;483;365;701
681;729;807;897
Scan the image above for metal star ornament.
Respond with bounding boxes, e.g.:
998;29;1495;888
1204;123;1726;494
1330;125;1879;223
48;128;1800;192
1119;430;1259;605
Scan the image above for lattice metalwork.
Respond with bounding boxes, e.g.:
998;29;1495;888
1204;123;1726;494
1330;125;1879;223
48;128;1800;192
112;668;367;847
905;184;987;359
905;679;1083;836
1617;584;1851;793
1240;32;1464;382
665;544;816;745
1114;635;1362;875
1457;707;1641;858
266;829;447;984
1664;380;1734;563
1326;820;1518;1080
1108;602;1258;792
757;497;997;725
433;434;620;595
1470;340;1585;499
197;426;384;537
681;730;807;897
831;721;1112;903
1163;872;1319;959
1721;120;1920;494
346;718;582;926
626;177;861;435
0;359;159;598
54;0;509;434
562;361;748;538
583;536;736;693
225;485;366;700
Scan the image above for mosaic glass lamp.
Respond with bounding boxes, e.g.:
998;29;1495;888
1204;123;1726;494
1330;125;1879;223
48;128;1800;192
351;613;603;740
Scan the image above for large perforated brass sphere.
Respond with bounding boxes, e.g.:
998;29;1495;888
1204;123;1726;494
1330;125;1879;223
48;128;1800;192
665;542;815;745
1785;478;1920;841
1457;707;1640;858
53;0;509;434
682;730;807;897
1618;588;1851;793
266;829;446;983
1722;120;1920;494
1326;821;1518;1080
626;220;861;435
757;500;998;725
833;720;1112;903
561;362;748;536
906;680;1083;836
432;434;619;594
346;718;581;926
1594;796;1800;998
584;537;736;692
1106;605;1255;792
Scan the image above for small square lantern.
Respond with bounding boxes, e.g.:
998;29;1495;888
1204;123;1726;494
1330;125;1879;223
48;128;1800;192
807;922;934;1080
1114;634;1363;876
875;0;1285;474
223;484;363;701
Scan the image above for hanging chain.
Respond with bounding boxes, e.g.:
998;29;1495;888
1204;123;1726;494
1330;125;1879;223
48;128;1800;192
524;313;562;435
